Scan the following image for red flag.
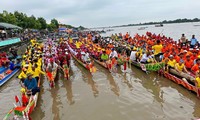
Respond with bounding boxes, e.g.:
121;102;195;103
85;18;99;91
124;62;127;70
15;96;19;103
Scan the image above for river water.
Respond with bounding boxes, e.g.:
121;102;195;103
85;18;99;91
1;23;200;120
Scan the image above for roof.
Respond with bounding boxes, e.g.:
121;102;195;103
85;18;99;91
0;22;22;29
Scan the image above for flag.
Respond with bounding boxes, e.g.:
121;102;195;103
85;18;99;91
15;96;19;103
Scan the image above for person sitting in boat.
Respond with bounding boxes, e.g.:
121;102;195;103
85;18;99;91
191;58;200;75
65;52;71;67
24;73;40;96
174;59;194;83
167;54;176;66
100;51;109;62
0;73;5;80
18;67;27;86
5;60;17;74
185;54;194;71
109;48;118;59
130;48;137;62
152;40;163;62
81;52;91;63
195;71;200;98
140;51;154;64
31;65;45;84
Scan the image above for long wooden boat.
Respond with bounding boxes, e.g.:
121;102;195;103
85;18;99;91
159;69;199;96
93;58;109;69
3;75;41;120
131;60;165;72
0;61;22;87
0;66;21;86
71;53;96;73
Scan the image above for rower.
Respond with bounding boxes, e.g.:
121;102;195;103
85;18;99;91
109;48;118;59
24;73;40;96
191;58;200;74
195;71;200;98
140;51;153;64
174;59;194;83
100;51;109;62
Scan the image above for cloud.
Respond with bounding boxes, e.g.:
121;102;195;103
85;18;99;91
1;0;200;27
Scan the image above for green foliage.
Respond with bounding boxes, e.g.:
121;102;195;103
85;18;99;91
0;10;77;31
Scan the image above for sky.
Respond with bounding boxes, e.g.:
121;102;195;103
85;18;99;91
1;0;200;28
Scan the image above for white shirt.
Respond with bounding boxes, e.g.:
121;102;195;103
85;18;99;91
130;51;137;61
47;62;58;72
140;54;152;63
109;50;118;58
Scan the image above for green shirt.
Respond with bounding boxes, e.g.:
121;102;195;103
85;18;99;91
101;54;108;61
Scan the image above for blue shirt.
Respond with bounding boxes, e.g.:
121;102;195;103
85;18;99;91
24;78;37;90
9;62;15;70
191;38;197;45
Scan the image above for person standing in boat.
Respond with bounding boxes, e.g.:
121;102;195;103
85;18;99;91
152;40;163;62
180;34;187;48
130;48;137;62
190;35;198;48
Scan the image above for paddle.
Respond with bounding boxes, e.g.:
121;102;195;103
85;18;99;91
3;108;14;120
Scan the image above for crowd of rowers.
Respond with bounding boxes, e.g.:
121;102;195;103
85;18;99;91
17;39;44;106
65;32;200;93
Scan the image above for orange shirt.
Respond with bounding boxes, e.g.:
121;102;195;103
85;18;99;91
191;64;199;73
106;49;111;55
191;55;197;61
111;58;117;65
185;59;193;69
174;56;180;63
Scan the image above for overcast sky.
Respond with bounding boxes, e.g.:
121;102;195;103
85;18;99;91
1;0;200;27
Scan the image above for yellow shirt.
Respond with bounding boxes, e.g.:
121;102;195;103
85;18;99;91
152;44;163;55
31;68;45;78
18;71;27;79
175;63;184;71
167;59;176;67
21;61;26;67
196;77;200;88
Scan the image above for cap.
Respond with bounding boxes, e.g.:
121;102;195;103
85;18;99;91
169;55;173;58
183;50;187;53
26;73;33;77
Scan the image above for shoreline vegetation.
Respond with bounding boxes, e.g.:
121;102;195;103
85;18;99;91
92;18;200;29
0;10;85;31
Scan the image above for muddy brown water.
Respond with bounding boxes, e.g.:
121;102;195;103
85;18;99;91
1;58;200;120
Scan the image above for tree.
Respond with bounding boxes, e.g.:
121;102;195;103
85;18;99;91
51;18;59;28
38;17;47;30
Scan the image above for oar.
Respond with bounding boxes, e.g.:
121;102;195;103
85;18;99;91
3;108;14;120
